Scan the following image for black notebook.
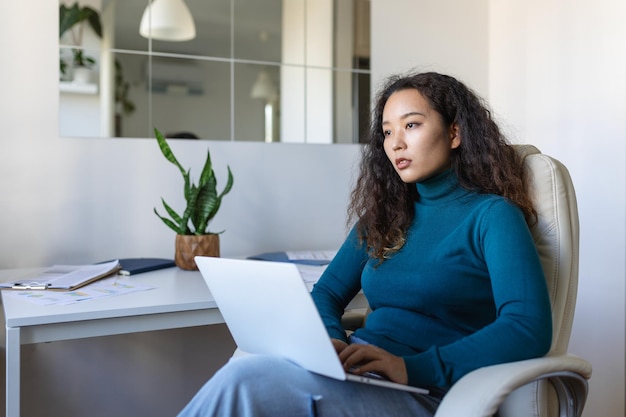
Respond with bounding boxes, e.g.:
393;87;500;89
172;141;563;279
115;258;176;276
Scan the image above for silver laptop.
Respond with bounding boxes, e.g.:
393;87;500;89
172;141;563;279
195;256;428;395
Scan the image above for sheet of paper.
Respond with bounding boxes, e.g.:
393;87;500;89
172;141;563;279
0;260;121;289
296;264;327;283
285;250;337;261
2;276;155;305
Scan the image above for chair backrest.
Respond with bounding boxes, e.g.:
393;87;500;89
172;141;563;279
498;145;580;416
516;145;580;354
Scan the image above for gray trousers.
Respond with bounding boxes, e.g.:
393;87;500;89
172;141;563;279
177;354;441;417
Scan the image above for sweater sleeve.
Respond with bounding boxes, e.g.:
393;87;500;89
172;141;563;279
405;201;553;388
311;227;367;342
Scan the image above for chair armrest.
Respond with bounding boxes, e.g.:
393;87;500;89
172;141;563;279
434;354;592;417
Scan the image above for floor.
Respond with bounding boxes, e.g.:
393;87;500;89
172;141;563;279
0;324;236;417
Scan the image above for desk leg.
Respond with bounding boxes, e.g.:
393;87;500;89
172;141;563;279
5;326;20;417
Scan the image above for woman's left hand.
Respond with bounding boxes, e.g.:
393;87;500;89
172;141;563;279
338;343;408;385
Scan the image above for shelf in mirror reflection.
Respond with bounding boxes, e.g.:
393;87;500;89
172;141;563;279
59;82;98;95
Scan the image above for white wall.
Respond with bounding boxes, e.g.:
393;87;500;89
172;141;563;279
488;2;626;416
0;2;360;269
372;1;625;416
370;0;489;96
0;1;624;416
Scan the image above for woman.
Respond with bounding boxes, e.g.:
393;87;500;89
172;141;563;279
178;72;552;417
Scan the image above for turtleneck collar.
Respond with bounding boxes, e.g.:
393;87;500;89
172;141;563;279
415;169;468;205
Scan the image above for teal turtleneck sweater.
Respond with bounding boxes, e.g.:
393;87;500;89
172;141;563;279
311;170;552;389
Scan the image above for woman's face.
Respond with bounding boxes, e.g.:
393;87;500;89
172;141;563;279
382;89;460;183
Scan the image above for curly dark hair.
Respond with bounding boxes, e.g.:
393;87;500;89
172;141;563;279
349;72;536;261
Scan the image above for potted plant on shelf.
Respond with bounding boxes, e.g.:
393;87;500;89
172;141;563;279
59;2;103;83
153;128;234;270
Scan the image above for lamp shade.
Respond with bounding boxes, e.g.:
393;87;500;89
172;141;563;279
139;0;196;42
251;71;277;100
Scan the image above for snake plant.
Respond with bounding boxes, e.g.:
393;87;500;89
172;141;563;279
153;128;234;235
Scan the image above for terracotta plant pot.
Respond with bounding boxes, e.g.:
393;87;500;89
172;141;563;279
175;234;220;270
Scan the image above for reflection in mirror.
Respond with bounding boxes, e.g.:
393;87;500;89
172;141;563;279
59;0;371;144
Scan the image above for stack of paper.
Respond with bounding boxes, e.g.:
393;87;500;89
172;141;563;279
0;260;122;291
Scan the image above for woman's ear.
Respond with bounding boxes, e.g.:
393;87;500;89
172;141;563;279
449;123;461;149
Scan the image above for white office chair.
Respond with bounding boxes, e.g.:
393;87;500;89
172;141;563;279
237;145;592;416
433;145;592;417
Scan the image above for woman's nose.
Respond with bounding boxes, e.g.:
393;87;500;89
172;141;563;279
391;132;406;150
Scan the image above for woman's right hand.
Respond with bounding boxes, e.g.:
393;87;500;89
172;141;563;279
331;338;349;354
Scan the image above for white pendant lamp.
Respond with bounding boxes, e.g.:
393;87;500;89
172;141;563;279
139;0;196;42
251;71;277;101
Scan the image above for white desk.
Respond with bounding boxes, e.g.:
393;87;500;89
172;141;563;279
1;266;366;417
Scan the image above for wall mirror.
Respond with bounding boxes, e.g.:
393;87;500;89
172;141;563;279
59;0;371;144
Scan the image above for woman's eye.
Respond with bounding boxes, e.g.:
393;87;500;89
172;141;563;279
383;130;392;137
407;122;417;129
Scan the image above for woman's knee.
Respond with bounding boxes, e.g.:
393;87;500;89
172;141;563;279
183;355;316;417
224;354;289;378
211;354;304;391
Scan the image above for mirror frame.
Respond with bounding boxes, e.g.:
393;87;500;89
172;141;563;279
59;0;371;144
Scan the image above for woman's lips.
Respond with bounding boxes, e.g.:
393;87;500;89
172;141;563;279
396;158;411;169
